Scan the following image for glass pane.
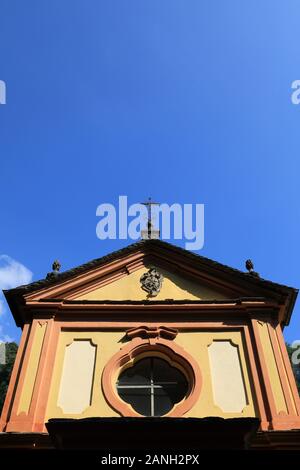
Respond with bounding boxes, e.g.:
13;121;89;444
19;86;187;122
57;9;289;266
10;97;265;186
118;358;151;385
154;387;173;416
152;358;188;390
154;382;187;416
152;358;185;384
118;388;151;416
152;358;169;382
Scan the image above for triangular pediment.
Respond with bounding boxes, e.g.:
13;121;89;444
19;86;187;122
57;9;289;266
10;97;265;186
19;241;284;303
74;264;228;302
23;257;235;302
5;240;297;326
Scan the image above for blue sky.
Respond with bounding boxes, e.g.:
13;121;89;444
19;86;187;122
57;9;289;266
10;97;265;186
0;0;299;343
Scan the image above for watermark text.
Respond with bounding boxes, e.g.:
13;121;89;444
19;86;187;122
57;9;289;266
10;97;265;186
96;197;204;250
0;80;6;104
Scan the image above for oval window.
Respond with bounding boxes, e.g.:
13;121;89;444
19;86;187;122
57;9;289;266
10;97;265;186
116;357;188;417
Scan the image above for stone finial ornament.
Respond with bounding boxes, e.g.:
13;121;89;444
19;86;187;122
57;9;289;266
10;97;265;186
245;259;259;277
245;259;254;273
52;260;61;272
46;259;61;280
140;267;163;297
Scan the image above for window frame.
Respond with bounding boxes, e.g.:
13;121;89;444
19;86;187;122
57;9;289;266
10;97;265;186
102;334;202;418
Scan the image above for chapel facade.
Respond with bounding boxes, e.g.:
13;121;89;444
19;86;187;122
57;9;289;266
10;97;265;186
0;239;299;449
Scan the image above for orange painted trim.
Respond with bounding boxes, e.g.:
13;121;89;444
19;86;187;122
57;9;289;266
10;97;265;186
57;321;248;329
28;319;53;428
0;323;30;431
250;318;300;430
26;300;278;311
66;269;134;300
67;272;126;300
4;321;60;433
126;326;178;340
22;245;287;306
28;319;58;432
144;255;240;298
250;319;278;429
143;251;262;297
267;322;296;417
25;251;146;301
102;337;202;418
266;418;300;430
32;321;60;432
5;320;39;431
275;323;300;415
66;260;146;300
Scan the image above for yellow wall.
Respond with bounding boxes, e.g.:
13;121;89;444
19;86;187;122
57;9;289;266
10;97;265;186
76;266;227;301
57;339;97;414
208;340;248;413
46;331;122;420
45;329;257;421
176;331;256;418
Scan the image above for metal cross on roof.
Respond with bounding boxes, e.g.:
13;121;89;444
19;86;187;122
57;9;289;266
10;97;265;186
141;197;160;240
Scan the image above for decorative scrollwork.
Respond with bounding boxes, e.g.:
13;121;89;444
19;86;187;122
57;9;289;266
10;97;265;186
140;268;163;297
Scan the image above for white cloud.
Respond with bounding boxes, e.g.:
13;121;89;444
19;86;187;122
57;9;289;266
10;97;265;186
0;255;33;341
0;255;33;290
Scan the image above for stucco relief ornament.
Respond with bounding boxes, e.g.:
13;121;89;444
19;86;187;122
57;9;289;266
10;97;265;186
140;268;163;297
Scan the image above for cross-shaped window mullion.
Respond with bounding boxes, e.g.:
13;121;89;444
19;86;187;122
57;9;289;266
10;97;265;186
117;383;178;388
116;358;186;417
117;385;151;388
150;358;154;417
116;357;189;417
